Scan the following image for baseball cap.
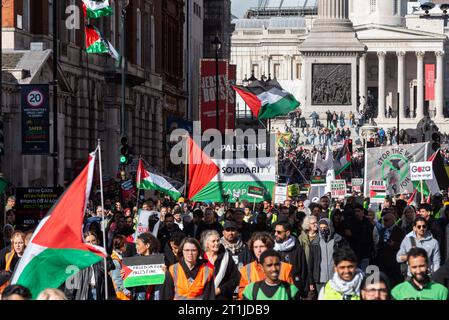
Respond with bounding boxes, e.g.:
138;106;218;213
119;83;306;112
223;221;238;230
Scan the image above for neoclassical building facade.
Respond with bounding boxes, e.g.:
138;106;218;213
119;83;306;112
231;0;449;128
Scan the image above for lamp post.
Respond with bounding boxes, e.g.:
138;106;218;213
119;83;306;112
120;0;129;137
212;35;222;131
53;0;58;187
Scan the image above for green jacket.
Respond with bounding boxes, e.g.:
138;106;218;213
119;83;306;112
243;281;299;300
298;231;319;265
391;280;448;300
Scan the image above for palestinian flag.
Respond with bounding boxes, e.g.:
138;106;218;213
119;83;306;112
334;140;351;176
85;25;120;61
187;137;276;202
412;149;449;198
232;81;300;120
82;0;113;19
11;150;106;299
137;160;181;201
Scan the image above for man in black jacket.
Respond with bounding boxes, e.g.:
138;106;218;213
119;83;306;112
157;214;182;252
343;203;374;271
183;209;203;238
273;221;308;297
195;207;224;240
376;213;406;286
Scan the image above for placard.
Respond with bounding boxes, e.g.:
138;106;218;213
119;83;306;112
331;180;346;198
122;255;165;288
248;185;264;199
410;161;433;181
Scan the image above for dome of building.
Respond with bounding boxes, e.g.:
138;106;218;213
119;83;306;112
348;0;408;27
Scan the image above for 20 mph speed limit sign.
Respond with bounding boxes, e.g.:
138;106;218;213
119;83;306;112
26;89;45;107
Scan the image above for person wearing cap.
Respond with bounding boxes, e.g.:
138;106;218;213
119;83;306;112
221;221;251;270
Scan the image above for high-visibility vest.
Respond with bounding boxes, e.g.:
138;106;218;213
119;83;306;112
238;261;293;300
169;263;213;300
5;250;15;272
322;281;360;300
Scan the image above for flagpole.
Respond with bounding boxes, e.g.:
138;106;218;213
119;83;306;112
420;179;424;204
184;135;189;199
97;139;109;300
136;155;142;208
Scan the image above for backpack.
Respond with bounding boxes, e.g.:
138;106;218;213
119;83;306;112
252;281;292;300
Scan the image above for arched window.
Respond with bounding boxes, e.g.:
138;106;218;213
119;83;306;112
137;9;142;65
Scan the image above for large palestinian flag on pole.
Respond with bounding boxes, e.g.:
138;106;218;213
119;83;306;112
11;150;106;299
82;0;113;19
136;160;181;201
232;81;300;120
85;24;120;61
187;137;276;202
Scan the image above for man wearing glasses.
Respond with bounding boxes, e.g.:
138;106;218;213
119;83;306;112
396;217;441;278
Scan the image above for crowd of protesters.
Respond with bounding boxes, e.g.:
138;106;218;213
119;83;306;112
1;188;448;301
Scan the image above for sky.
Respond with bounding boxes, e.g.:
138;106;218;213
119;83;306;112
231;0;259;18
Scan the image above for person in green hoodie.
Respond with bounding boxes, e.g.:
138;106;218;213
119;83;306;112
242;250;299;300
392;247;448;300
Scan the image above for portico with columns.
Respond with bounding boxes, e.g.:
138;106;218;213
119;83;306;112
355;24;447;123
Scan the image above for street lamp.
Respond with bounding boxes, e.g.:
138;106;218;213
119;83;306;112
212;35;222;131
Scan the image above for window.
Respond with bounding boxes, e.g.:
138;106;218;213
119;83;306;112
137;9;142;66
274;64;280;79
49;0;53;34
370;0;376;13
23;0;30;31
296;63;302;80
252;64;259;78
393;0;398;15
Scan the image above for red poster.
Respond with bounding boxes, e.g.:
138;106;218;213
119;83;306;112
200;59;229;133
227;64;236;131
425;64;435;101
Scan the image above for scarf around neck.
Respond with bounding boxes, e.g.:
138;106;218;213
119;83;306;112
329;269;364;296
274;236;296;252
220;237;244;254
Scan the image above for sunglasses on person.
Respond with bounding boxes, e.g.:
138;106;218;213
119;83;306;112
416;225;427;230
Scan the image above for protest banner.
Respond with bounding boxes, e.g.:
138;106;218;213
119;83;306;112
369;180;387;203
15;187;63;225
351;178;364;193
122;255;165;288
133;210;160;241
274;183;288;204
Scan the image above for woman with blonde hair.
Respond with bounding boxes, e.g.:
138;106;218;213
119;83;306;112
201;229;240;300
1;231;26;272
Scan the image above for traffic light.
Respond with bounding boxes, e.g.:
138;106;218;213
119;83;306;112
0;118;4;157
120;136;130;165
431;132;441;152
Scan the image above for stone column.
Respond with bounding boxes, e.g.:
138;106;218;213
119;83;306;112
416;51;425;119
397;51;406;118
318;0;348;19
435;51;445;119
283;55;292;80
359;53;367;110
377;51;386;120
262;55;270;79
